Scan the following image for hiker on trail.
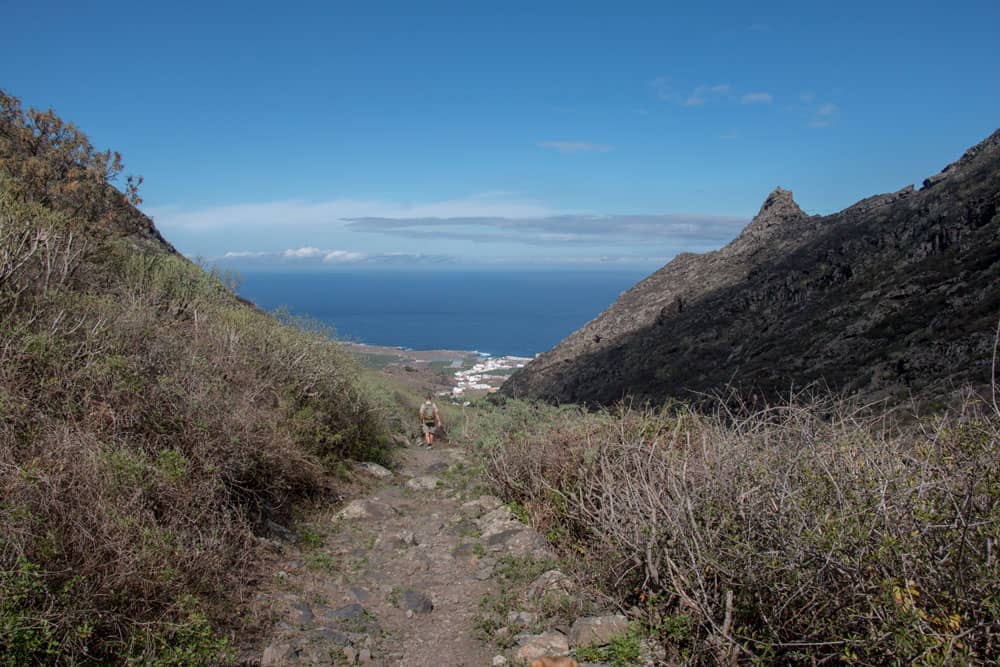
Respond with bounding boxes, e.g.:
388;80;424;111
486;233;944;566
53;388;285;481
419;394;442;447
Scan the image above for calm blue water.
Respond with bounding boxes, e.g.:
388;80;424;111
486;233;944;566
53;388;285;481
235;269;649;357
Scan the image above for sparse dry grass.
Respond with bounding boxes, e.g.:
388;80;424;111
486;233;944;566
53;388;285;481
480;396;999;664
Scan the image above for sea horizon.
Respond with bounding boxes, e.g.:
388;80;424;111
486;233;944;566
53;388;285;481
233;267;651;358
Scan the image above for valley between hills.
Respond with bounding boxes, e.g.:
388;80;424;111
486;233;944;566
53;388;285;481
1;89;998;666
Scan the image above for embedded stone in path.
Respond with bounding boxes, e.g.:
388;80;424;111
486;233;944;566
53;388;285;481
288;601;314;627
451;542;479;559
397;589;434;614
359;461;393;479
319;603;365;621
377;529;418;550
309;627;349;646
448;518;480;537
461;495;503;518
568;614;630;647
405;475;440;491
335;498;396;521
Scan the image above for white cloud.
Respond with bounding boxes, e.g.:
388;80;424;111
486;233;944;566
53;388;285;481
148;193;562;231
282;246;324;258
741;92;773;104
223;250;267;258
800;92;816;104
345;213;749;246
323;250;365;263
538;141;614;154
809;103;838;128
216;248;449;266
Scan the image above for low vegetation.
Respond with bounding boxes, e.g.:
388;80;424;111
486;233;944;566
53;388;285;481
0;90;394;662
474;395;999;664
473;555;575;648
5;87;997;665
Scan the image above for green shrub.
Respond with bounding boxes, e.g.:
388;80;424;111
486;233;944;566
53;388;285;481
0;559;59;665
0;90;393;663
576;625;643;666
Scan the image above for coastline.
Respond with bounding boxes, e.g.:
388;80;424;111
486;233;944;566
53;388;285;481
343;341;532;398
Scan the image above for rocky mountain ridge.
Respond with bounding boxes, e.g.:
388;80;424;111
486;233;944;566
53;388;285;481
502;129;1000;406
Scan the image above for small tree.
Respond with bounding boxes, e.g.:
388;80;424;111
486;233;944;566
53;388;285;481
0;89;142;225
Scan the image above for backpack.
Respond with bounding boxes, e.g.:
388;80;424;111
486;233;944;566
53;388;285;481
420;401;436;423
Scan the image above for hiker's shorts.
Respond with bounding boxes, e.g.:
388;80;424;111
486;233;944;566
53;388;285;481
422;423;437;435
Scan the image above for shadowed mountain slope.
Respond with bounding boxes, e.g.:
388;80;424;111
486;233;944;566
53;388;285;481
502;129;1000;406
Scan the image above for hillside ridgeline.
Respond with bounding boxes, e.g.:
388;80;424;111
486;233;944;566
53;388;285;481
502;130;1000;406
0;90;394;663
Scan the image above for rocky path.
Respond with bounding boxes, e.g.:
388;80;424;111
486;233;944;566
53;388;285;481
247;442;630;667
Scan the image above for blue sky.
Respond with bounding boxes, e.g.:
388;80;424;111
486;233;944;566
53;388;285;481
3;0;998;269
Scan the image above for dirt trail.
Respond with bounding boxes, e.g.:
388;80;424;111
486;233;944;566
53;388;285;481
248;441;544;666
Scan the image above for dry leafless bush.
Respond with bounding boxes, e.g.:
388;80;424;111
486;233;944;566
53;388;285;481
484;396;999;664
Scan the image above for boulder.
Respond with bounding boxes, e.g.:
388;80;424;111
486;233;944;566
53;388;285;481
478;505;515;528
525;570;575;600
514;631;570;661
568;614;630;647
485;528;553;559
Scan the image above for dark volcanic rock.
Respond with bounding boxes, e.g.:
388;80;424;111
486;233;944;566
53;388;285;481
398;589;434;614
502;129;1000;406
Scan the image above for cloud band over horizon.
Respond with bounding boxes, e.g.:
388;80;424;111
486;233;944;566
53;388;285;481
151;194;750;269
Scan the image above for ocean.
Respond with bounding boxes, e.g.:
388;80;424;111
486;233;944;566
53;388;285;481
235;269;651;357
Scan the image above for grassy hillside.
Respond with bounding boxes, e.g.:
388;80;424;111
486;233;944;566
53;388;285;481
0;91;395;663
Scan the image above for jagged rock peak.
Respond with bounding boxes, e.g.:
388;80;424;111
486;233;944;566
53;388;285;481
739;187;808;239
758;186;806;219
